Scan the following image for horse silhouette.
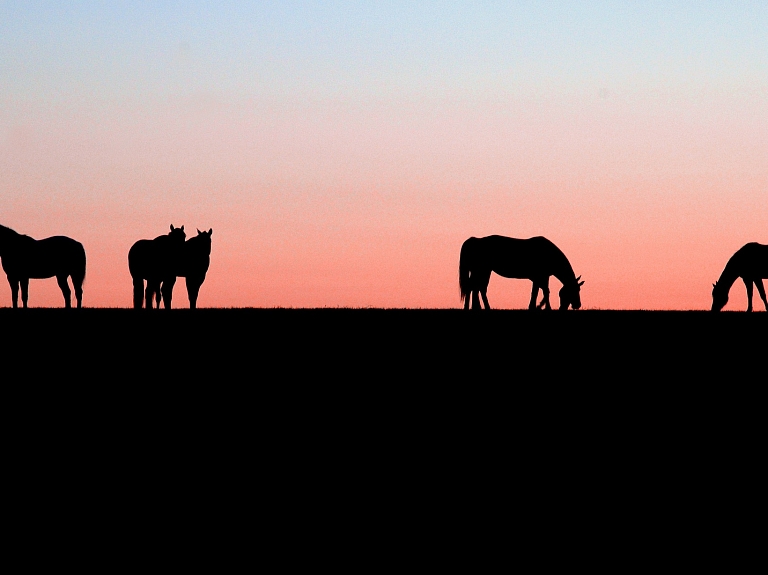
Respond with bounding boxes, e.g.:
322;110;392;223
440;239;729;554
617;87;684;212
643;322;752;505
154;228;212;309
711;242;768;312
0;224;86;308
128;225;186;309
459;235;584;311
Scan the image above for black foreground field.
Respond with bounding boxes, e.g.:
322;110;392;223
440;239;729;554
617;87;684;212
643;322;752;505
4;307;764;370
8;307;766;458
4;308;765;553
4;307;764;407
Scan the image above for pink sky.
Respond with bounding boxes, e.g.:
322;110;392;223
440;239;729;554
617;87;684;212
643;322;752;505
1;4;767;310
2;91;766;310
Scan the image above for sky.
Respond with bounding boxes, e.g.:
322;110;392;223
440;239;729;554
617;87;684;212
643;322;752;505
1;1;767;309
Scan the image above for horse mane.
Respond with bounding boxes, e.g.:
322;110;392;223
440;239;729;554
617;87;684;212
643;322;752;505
550;243;578;286
0;224;23;249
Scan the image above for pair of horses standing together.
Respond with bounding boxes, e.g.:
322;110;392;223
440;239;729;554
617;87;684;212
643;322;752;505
128;225;213;309
459;235;768;312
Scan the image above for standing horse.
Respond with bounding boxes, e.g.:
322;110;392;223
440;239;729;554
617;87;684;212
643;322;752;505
711;242;768;312
0;224;86;308
128;225;186;309
155;228;212;309
459;235;584;311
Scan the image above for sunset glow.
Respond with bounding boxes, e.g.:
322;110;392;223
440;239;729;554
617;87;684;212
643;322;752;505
2;2;766;309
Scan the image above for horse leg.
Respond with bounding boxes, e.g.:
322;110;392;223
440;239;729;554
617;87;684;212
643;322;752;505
161;277;176;309
8;277;19;309
145;281;158;309
464;284;471;310
72;272;84;309
20;278;29;309
133;277;145;309
539;277;551;310
755;279;768;311
533;276;552;310
528;282;540;310
475;270;491;310
186;277;201;310
56;275;72;308
743;277;753;312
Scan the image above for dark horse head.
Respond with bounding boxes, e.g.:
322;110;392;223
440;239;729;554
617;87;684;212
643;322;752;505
559;276;585;310
169;224;186;243
711;281;728;312
191;228;212;253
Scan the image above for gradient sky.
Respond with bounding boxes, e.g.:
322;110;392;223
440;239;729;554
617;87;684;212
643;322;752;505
1;1;767;309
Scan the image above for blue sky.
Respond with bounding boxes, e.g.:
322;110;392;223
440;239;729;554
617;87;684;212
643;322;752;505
3;1;767;105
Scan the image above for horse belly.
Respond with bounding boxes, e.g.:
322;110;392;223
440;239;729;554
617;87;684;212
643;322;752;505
756;256;768;278
26;263;59;279
743;259;768;279
129;242;166;280
492;262;540;280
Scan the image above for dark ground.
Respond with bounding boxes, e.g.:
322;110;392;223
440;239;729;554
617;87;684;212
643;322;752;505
4;307;764;454
3;308;765;557
3;306;763;377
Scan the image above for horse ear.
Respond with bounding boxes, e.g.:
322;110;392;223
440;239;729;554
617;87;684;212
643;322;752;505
170;224;175;231
578;280;585;286
712;282;716;288
576;275;581;282
181;225;184;231
208;228;212;236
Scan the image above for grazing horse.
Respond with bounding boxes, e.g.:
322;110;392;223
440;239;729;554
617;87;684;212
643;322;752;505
0;224;86;308
459;235;584;311
128;225;186;309
711;242;768;312
155;228;212;309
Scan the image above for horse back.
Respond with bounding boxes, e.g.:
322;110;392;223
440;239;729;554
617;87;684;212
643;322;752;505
734;242;768;277
38;235;84;251
128;239;159;278
3;235;84;279
478;235;567;279
129;236;184;279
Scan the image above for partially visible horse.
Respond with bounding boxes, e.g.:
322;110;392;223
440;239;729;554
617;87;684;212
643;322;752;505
154;228;212;309
459;235;584;311
0;224;86;308
128;225;186;309
711;242;768;312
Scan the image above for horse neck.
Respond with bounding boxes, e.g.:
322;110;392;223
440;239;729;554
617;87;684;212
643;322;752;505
187;237;211;256
716;260;740;291
552;255;576;287
0;225;13;240
0;226;18;253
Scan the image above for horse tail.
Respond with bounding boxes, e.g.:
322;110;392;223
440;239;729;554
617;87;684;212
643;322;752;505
81;245;86;286
73;241;87;286
459;237;476;305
